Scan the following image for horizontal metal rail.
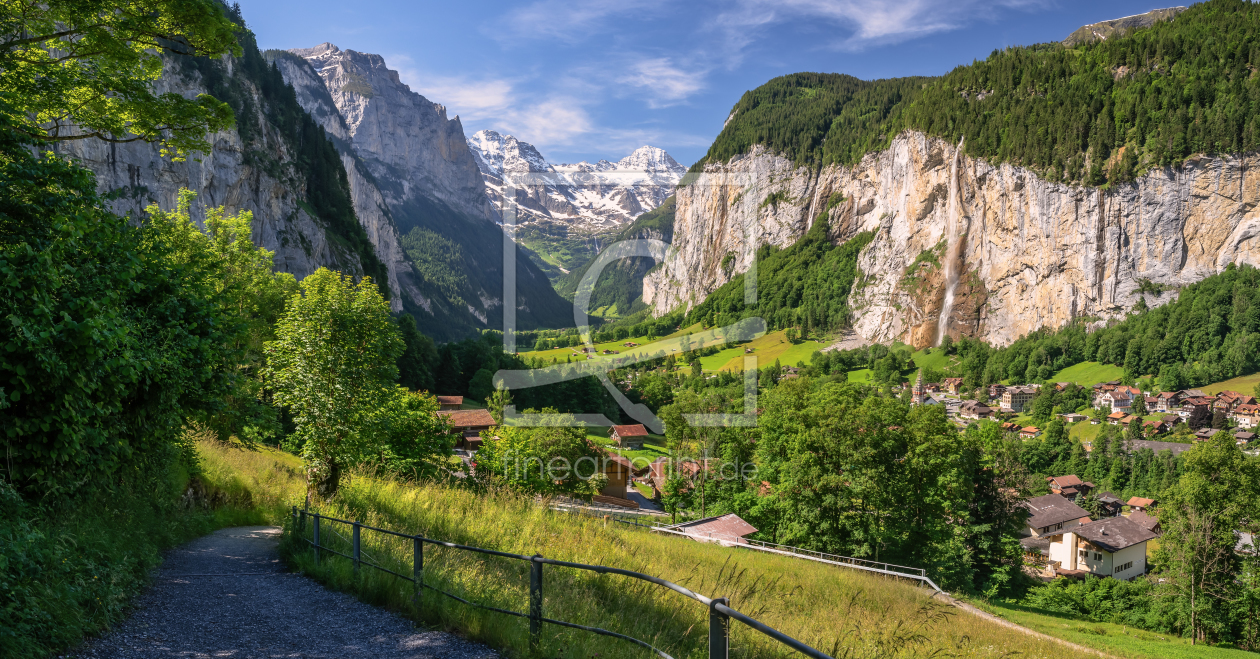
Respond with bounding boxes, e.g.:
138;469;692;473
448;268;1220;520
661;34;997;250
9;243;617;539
293;507;836;659
612;518;943;593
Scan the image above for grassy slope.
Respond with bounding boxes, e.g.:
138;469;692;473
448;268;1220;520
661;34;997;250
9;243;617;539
200;441;1075;659
587;431;670;464
518;323;705;364
1049;362;1127;387
975;600;1255;659
1203;372;1260;395
910;348;960;374
698;330;825;372
198;438;1254;659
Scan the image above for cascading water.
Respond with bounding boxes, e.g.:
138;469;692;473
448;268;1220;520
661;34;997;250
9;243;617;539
936;137;966;346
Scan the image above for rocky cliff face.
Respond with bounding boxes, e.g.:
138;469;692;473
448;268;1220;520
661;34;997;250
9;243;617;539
467;129;685;230
276;43;571;338
54;56;362;284
644;131;1260;347
290;43;497;226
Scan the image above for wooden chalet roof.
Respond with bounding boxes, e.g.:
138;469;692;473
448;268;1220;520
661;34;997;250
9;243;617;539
611;424;649;437
437;409;496;428
1075;516;1158;553
1127;496;1155;508
436;395;464;405
1048;475;1083;488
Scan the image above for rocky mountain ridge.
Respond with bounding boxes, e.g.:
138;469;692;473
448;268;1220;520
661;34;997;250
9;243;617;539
467;129;684;229
643;131;1260;348
274;43;570;338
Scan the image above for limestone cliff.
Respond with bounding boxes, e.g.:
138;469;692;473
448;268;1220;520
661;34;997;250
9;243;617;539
644;132;1260;347
54;55;365;285
277;43;571;338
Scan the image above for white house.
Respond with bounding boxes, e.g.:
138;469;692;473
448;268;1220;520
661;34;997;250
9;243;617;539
1047;516;1157;581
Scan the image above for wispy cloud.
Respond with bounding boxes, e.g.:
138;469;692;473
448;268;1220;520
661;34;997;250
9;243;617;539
384;54;516;121
711;0;1049;59
493;0;666;44
618;58;707;108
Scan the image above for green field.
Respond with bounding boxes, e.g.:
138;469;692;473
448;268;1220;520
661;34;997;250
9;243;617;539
847;368;873;383
974;599;1254;659
518;323;706;364
586;431;670;465
909;347;960;373
1203;372;1260;396
1049;362;1126;387
696;329;824;372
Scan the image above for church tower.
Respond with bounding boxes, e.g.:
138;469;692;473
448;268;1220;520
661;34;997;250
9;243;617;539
912;370;925;405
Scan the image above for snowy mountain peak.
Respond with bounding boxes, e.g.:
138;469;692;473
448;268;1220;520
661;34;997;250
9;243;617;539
468;132;684;228
619;146;684;175
468;129;552;177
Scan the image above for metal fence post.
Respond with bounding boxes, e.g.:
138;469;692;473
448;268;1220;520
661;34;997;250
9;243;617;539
709;597;730;659
353;521;362;577
313;514;321;567
529;554;544;650
413;536;423;607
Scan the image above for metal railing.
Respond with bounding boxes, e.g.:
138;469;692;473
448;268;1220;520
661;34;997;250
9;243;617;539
292;507;836;659
601;518;943;593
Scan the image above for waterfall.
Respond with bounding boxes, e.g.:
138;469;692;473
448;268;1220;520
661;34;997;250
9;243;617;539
937;137;966;346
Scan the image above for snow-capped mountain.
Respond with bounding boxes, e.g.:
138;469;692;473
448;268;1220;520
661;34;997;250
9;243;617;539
467;130;685;229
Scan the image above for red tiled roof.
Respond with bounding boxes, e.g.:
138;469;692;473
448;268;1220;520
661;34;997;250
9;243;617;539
1048;475;1083;488
436;395;464;405
611;424;649;437
1127;496;1155;508
437;409;496;428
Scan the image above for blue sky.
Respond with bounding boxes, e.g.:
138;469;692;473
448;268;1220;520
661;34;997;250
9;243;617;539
238;0;1179;166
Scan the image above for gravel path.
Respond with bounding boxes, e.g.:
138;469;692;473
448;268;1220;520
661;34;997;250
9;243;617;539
72;526;497;659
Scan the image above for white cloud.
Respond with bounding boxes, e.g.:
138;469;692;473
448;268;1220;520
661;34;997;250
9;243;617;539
711;0;1049;58
494;0;666;43
618;58;706;108
383;53;516;121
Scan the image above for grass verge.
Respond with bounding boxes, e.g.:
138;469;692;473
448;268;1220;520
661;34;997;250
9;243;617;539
0;437;284;658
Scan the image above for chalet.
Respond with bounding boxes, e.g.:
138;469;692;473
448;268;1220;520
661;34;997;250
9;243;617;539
1128;510;1161;535
1020;426;1042;439
1054;382;1072;391
988;384;1006;401
1145;396;1160;410
602;349;620;355
1047;475;1092;500
610;423;649;449
647;457;669;497
436;395;463;411
1178;388;1207;398
1095;391;1133;412
599;453;634;501
1142;419;1168;435
1001;422;1021;433
1059;412;1088;423
1048;516;1157;581
1127;496;1156;512
1195;428;1218;441
1154;391;1183;412
1023;493;1091;537
1119;414;1141;427
1231;403;1260;429
1106;411;1127;425
1179;396;1214;420
437;408;496;451
670;514;758;546
959;400;992;420
1002;386;1037;412
1096;491;1124;517
624;341;640;347
941;377;965;395
1214;391;1256;414
1235;430;1256;446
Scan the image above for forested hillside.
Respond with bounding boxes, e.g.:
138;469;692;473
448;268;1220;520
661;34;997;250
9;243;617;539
908;264;1260;393
555;195;676;313
696;0;1260;187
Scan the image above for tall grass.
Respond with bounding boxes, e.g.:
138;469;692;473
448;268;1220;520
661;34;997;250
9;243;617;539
198;441;1064;658
0;436;277;657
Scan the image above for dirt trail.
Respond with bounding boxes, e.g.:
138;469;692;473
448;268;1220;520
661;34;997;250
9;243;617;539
73;526;496;659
